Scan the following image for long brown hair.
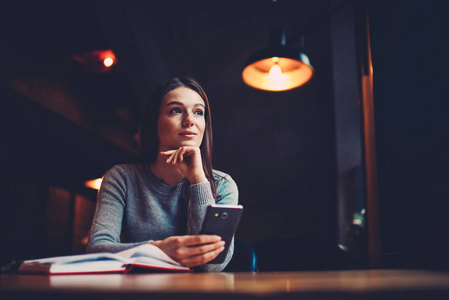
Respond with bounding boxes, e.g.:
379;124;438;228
139;76;217;197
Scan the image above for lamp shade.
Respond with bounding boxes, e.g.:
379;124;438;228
242;29;314;92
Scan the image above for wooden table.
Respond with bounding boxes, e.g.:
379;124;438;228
1;269;449;300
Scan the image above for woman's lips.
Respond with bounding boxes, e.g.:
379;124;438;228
179;131;197;138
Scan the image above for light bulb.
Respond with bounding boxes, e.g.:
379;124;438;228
268;64;283;81
103;57;114;67
85;178;103;190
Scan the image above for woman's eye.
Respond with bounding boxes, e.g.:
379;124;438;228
195;110;204;116
169;108;182;114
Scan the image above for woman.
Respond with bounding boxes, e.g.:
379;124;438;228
87;76;239;272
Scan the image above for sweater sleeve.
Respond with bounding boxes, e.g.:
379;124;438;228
188;173;239;272
86;166;148;253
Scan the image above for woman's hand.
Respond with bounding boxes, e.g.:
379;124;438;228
160;146;208;184
150;235;225;268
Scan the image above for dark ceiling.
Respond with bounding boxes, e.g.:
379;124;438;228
2;0;343;119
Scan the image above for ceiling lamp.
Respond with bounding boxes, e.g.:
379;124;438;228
242;28;314;92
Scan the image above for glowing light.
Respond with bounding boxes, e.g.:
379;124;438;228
242;56;313;91
353;218;363;226
103;57;114;67
268;64;284;80
84;178;103;190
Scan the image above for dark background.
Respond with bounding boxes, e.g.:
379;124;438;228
1;0;448;270
369;0;449;268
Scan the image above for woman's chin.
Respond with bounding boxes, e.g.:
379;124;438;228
176;141;201;148
160;142;200;151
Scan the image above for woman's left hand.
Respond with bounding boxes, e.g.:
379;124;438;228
161;146;208;184
150;235;225;268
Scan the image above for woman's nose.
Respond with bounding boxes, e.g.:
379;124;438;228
182;113;194;127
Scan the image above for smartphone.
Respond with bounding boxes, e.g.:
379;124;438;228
199;204;243;264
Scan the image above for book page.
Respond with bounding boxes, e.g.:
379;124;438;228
18;253;127;274
22;252;125;265
117;244;184;267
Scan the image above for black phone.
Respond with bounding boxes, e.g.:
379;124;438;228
199;204;243;264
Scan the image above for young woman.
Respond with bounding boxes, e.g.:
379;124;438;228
87;76;239;272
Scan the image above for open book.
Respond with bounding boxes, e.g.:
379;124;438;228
18;244;191;274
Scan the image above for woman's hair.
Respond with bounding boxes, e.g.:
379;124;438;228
139;76;217;197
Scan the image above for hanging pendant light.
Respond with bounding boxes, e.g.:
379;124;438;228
242;28;314;92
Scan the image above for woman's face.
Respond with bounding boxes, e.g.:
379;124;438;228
157;87;206;152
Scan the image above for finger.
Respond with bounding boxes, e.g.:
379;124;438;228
206;245;225;260
160;150;176;156
172;147;182;164
160;150;175;160
180;246;225;267
188;241;225;256
173;240;224;260
180;147;196;157
180;235;222;247
178;147;187;163
161;147;195;161
166;152;176;164
179;152;184;163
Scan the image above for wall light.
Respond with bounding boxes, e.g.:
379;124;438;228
84;178;103;190
70;49;117;73
242;28;314;92
103;57;114;68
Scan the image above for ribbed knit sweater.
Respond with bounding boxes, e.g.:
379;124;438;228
86;163;239;272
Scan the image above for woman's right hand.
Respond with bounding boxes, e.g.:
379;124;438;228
150;235;225;268
160;146;208;184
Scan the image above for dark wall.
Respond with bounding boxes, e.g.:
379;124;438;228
369;0;449;269
0;0;343;265
0;86;137;264
207;17;338;245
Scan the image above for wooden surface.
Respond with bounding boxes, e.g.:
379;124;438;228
1;269;449;300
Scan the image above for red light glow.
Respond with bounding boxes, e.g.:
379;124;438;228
98;49;116;68
103;57;114;67
70;49;117;73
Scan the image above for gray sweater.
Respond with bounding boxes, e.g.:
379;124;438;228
87;163;239;272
